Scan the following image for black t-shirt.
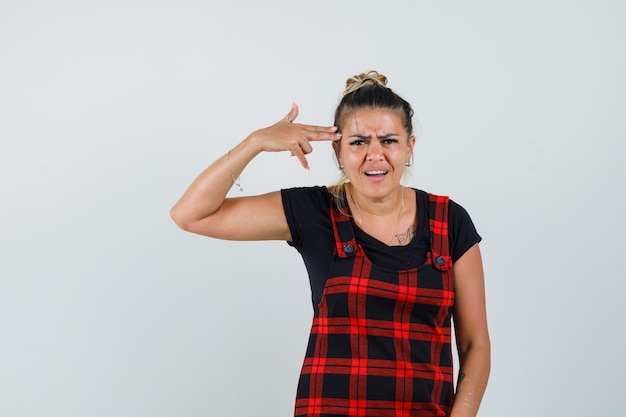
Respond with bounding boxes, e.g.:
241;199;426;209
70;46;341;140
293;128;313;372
281;186;481;303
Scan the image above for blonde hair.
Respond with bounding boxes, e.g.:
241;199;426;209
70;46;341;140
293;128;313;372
342;70;389;96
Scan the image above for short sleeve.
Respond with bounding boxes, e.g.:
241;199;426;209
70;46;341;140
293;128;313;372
280;187;336;297
281;187;302;249
280;186;334;252
448;199;482;262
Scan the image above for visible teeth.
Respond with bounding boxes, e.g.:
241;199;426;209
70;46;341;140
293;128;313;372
366;170;386;175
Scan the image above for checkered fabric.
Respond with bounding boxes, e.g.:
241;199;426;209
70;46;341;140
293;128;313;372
294;194;455;417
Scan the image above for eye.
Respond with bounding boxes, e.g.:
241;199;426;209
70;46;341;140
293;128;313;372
349;139;366;146
382;138;399;145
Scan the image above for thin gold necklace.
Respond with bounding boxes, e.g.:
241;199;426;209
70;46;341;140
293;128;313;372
349;185;405;246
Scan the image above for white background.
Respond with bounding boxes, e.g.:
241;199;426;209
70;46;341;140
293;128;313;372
1;1;624;416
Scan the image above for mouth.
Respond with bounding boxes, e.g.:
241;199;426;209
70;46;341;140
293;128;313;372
364;169;388;177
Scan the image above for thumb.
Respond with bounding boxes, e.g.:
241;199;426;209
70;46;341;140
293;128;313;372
285;102;299;123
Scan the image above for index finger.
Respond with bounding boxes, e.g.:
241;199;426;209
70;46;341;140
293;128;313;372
304;125;342;141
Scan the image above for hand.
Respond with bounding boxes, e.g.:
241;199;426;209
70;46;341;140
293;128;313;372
251;103;341;169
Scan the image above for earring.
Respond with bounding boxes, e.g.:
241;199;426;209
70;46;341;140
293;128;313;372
339;165;344;170
405;161;411;167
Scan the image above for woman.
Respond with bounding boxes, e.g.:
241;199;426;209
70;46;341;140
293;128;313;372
171;71;490;417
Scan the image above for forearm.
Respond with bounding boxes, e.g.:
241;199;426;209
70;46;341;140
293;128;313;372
449;342;491;417
170;134;261;229
170;104;338;237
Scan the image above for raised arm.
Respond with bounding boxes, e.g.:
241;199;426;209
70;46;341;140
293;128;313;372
450;243;491;417
170;104;340;241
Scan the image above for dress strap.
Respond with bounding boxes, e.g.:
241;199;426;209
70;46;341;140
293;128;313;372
428;193;453;271
329;202;364;258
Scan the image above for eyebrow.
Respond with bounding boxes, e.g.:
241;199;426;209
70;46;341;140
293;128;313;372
349;133;400;139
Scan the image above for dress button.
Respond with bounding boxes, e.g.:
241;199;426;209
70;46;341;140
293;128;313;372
343;244;354;254
435;256;446;266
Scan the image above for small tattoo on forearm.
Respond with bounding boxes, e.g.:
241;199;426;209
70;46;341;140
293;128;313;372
458;372;466;385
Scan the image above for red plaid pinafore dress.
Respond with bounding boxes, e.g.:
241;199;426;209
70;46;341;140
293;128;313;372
294;194;455;417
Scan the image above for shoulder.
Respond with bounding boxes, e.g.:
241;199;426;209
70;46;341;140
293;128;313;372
447;198;478;230
281;185;329;197
449;198;472;221
448;198;481;262
280;186;332;248
281;186;330;209
412;188;482;261
411;188;472;222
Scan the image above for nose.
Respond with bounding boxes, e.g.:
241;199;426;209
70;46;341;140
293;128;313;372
367;140;384;161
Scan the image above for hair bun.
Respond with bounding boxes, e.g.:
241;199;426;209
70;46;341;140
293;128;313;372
343;70;388;96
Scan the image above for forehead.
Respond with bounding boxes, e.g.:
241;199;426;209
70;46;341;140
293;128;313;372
341;108;405;134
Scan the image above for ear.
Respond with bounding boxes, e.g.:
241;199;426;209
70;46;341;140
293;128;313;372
332;140;342;163
407;135;416;158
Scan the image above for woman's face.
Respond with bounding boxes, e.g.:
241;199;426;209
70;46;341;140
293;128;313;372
335;107;415;200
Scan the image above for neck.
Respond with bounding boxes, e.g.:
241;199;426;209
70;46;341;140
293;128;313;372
348;184;405;217
347;184;407;246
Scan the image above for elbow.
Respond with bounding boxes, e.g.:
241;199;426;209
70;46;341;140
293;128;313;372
459;334;491;356
457;336;491;370
170;204;218;236
170;204;193;231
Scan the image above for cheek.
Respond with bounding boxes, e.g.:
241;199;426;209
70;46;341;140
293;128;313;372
341;149;363;164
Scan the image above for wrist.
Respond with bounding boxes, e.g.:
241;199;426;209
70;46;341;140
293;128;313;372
242;129;268;155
